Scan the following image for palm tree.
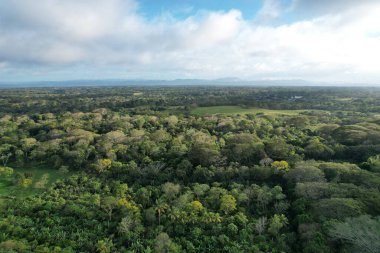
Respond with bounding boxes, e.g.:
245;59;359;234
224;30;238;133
155;199;169;226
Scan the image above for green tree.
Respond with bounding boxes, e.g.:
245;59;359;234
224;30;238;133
193;183;210;199
117;216;135;236
265;138;295;161
97;238;113;253
255;216;267;235
304;139;334;160
21;138;37;160
285;164;325;183
224;133;265;164
268;214;288;236
0;166;13;177
329;215;380;253
0;144;12;167
155;199;169;226
188;143;220;166
101;196;118;226
365;155;380;173
162;182;181;200
154;232;181;253
313;198;363;220
220;194;237;214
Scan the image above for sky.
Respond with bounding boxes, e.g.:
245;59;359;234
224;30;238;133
0;0;380;83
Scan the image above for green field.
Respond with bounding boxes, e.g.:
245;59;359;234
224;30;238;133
0;165;70;205
191;106;307;116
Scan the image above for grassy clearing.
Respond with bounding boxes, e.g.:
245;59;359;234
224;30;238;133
0;165;70;205
335;97;353;101
191;106;306;116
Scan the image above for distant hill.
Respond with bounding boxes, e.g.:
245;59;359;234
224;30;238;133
0;79;379;88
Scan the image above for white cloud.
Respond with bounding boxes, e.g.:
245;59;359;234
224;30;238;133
254;0;287;23
0;0;380;82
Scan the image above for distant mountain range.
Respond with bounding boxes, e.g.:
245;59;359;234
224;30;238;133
0;79;379;88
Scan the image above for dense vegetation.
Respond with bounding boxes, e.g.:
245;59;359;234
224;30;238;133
0;86;379;253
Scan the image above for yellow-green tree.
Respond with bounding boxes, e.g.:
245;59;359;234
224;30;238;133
188;200;204;212
97;238;113;253
220;194;237;214
0;166;13;177
271;161;289;172
96;159;112;173
18;178;32;188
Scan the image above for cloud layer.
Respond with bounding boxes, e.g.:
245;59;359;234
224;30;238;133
0;0;380;82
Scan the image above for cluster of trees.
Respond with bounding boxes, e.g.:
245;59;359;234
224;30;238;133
1;86;379;115
0;86;379;252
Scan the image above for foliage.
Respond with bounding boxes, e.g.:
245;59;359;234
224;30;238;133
0;86;379;252
17;178;33;187
0;166;13;177
220;194;237;214
329;215;380;253
271;161;290;172
96;159;112;173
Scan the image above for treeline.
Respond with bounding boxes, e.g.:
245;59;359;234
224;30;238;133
1;86;380;115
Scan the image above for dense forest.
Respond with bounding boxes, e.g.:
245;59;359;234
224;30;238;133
0;86;379;253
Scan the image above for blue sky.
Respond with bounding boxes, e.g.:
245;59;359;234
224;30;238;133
0;0;380;83
138;0;262;19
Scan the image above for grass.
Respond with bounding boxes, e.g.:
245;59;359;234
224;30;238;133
191;106;307;116
0;165;71;205
335;97;353;101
